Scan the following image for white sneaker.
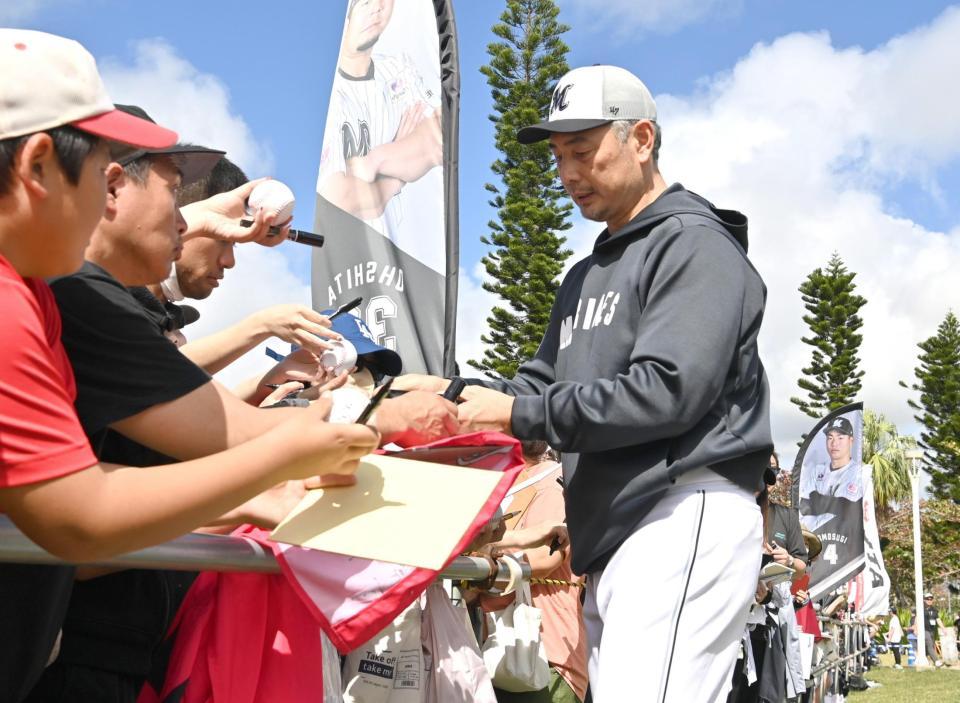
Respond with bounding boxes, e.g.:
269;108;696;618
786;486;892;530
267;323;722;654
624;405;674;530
894;664;903;670
935;660;943;668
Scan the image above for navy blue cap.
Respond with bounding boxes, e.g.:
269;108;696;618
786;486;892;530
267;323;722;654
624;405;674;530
322;311;403;376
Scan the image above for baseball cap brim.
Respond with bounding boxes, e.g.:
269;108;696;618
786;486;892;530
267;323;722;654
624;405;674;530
71;108;177;150
323;310;404;376
517;118;613;145
117;144;226;186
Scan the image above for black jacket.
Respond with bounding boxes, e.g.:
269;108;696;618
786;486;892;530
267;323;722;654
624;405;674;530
474;183;773;574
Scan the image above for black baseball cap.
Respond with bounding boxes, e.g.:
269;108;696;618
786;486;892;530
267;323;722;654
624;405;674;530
111;104;224;185
823;416;854;437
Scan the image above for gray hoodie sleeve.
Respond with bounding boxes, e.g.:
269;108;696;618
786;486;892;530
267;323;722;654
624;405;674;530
509;226;751;453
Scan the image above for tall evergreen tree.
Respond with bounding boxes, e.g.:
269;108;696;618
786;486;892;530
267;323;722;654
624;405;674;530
469;0;572;379
904;310;960;502
790;252;867;418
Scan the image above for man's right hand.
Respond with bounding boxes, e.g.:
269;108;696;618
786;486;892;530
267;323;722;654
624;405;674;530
373;391;459;446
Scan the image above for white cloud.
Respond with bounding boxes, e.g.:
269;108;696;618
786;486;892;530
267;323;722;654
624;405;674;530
560;0;743;35
651;8;960;464
99;39;274;175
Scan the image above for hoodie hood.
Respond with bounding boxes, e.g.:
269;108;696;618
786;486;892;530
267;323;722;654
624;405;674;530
595;183;749;254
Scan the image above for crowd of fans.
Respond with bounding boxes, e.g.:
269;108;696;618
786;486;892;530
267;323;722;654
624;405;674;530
6;26;950;703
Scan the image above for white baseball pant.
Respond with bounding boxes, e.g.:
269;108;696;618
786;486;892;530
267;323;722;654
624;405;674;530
583;468;763;703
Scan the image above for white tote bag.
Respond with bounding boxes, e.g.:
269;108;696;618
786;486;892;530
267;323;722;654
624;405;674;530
481;556;551;692
342;599;426;703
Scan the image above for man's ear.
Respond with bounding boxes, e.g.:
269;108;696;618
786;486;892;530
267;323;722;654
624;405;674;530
15;133;57;199
103;162;126;219
632;120;656;164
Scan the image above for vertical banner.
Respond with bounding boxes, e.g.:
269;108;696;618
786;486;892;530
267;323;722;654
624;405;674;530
856;463;891;616
313;0;460;376
793;403;866;601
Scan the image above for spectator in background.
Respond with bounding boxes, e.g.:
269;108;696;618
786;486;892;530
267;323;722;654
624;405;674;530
481;441;588;703
908;592;945;667
766;453;808;581
885;606;904;669
0;30;378;703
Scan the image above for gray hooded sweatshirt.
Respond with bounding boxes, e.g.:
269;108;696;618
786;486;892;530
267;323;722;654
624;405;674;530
474;183;773;574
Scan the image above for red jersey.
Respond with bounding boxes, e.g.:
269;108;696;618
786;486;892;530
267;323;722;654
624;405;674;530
0;254;95;487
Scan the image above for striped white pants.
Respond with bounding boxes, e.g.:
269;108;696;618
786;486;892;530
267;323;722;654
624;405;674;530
584;468;763;703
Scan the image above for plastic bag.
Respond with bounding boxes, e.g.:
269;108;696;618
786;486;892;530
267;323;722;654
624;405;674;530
422;584;496;703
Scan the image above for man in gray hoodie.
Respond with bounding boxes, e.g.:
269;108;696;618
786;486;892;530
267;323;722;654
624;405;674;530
402;65;772;702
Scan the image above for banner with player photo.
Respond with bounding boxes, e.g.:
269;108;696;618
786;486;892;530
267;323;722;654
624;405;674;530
792;402;866;601
312;0;460;376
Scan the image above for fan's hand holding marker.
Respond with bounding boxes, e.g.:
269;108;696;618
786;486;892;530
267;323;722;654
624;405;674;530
240;179;326;247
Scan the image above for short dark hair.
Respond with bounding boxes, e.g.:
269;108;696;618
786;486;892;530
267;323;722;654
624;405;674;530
176;156;248;206
0;126;101;197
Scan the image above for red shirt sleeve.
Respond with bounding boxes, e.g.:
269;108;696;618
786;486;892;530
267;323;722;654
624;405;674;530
0;270;96;487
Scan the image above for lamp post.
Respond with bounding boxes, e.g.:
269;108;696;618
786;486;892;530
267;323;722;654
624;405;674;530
904;446;926;668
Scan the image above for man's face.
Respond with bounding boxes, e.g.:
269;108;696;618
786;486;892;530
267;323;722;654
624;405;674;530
117;157;186;284
769;454;779;470
344;0;394;53
58;140;111;273
176;237;236;299
549;123;648;231
825;430;853;466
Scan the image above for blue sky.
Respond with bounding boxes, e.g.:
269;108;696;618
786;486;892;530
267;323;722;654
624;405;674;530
9;0;960;459
17;0;959;269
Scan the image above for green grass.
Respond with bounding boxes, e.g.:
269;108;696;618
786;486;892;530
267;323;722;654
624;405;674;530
848;664;960;702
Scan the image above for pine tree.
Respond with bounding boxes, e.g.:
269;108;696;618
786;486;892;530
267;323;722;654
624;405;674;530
903;310;960;502
468;0;572;379
790;253;867;418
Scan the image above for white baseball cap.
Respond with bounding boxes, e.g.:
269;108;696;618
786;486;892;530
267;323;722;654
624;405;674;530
517;65;657;144
0;29;177;148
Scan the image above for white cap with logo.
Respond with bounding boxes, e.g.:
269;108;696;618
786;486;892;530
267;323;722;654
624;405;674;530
517;65;657;144
0;29;177;148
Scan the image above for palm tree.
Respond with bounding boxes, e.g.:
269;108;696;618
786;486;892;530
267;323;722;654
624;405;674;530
862;409;913;520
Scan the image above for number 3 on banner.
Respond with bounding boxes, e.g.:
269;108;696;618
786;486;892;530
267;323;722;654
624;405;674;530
823;543;838;565
366;295;398;351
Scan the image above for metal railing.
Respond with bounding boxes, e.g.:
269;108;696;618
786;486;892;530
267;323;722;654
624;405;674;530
0;516;528;582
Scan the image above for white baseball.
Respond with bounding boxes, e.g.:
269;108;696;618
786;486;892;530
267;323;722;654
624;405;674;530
246;180;296;224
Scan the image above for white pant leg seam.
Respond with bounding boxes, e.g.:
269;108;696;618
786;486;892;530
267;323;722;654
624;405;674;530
658;489;706;703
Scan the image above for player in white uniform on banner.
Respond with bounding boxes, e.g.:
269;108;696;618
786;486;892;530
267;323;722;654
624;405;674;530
317;0;442;239
799;417;863;532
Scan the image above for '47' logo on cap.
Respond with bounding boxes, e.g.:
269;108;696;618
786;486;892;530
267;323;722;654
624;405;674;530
552;83;573;114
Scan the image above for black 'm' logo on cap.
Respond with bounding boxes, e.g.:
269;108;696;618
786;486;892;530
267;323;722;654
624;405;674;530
552;83;573;113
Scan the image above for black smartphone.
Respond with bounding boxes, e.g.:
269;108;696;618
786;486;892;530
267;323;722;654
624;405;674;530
355;377;394;425
330;296;363;320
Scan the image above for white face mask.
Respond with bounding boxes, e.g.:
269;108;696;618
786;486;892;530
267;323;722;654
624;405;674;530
160;262;184;302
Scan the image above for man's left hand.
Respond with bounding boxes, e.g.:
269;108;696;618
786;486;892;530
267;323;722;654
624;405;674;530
457;385;515;435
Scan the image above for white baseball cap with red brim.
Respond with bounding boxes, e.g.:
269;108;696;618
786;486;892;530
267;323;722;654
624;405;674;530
0;28;177;149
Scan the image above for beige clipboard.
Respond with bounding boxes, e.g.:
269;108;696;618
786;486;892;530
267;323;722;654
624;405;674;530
270;453;504;570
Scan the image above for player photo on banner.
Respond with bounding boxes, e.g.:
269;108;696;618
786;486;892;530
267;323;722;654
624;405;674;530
794;403;866;601
313;0;459;375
